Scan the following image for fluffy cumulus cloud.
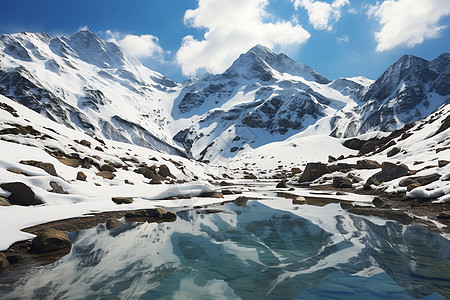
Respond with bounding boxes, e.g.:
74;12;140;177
369;0;450;51
292;0;349;31
106;30;164;60
176;0;311;76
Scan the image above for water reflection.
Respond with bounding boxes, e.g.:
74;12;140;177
0;200;449;300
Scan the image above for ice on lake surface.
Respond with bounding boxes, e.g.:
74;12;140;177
0;199;449;299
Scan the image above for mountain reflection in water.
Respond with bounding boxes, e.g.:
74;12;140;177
0;200;449;300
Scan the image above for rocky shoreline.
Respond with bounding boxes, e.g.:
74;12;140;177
1;179;449;277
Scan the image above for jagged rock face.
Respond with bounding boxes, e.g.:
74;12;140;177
173;45;353;161
357;53;449;134
330;53;449;138
0;31;185;156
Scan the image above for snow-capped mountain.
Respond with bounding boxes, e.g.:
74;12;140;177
173;46;449;162
330;53;450;137
0;31;184;156
0;31;448;164
172;45;370;162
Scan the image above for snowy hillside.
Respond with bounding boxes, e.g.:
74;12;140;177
0;94;229;250
0;31;184;156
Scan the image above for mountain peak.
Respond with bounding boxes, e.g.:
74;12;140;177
224;45;329;84
63;30;125;68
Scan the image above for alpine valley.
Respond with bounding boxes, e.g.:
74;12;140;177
0;30;449;266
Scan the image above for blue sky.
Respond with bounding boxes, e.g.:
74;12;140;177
0;0;449;82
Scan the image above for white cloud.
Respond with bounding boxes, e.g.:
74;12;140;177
176;0;310;76
368;0;450;51
292;0;349;31
106;30;164;60
78;25;89;31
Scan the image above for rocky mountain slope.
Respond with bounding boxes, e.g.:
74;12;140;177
0;31;184;156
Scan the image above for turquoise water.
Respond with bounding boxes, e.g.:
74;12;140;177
0;199;449;299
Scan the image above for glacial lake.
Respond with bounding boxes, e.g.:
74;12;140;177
0;197;449;299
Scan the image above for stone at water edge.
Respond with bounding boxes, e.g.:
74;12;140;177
31;229;72;253
234;196;249;206
276;180;288;188
106;219;124;230
0;252;9;270
372;197;385;208
0;182;43;206
332;177;353;188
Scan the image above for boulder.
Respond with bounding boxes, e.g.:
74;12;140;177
96;171;116;180
340;202;353;210
343;138;363;150
6;254;23;264
363;177;381;190
356;159;381;169
7;168;22;174
372;197;385;208
20;160;57;176
413;174;441;186
49;181;68;194
387;147;401;157
243;172;257;179
291;167;302;175
276;180;288;188
124;179;134;185
381;161;397;171
126;208;177;222
438;160;449;168
327;163;355;173
135;166;162;181
112;197;134;204
372;164;409;183
219;181;232;186
292;196;306;205
31;229;72;253
407;183;421;191
106;219;124;230
158;164;172;178
0;182;43;206
79;139;91;148
100;164;117;173
234;196;249;206
298;162;329;183
76;171;87;181
57;157;82;168
332;177;353;188
328;155;337;163
0;252;9;270
399;178;419;187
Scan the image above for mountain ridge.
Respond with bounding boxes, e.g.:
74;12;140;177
0;30;448;163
